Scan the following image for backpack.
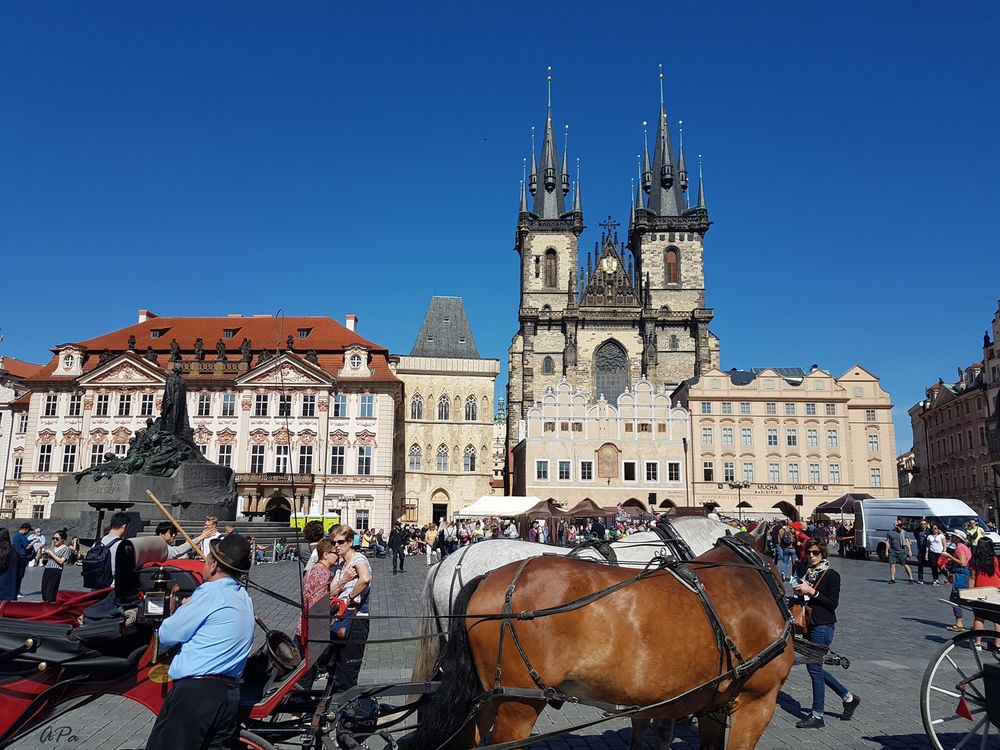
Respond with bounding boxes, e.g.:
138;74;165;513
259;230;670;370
82;537;122;589
781;531;793;547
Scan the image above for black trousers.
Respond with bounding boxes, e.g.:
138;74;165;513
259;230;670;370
332;618;370;692
145;678;240;750
15;557;28;596
40;568;62;603
391;545;405;572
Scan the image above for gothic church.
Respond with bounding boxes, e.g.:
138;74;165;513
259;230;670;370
507;76;721;457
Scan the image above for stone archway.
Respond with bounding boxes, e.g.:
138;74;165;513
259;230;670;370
431;488;450;525
264;494;292;523
659;498;677;509
773;500;799;521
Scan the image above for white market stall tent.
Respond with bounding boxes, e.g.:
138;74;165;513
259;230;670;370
456;496;543;518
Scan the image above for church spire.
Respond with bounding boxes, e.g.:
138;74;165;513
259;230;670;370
677;119;689;198
642;121;652;194
532;67;566;219
561;125;570;197
528;127;537;195
647;65;685;217
696;154;708;209
571;158;582;215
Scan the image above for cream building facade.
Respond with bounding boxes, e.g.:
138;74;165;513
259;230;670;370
395;298;500;525
0;357;37;518
512;378;691;509
673;366;898;519
4;312;403;531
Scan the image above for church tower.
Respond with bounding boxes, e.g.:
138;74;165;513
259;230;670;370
629;68;718;385
508;74;584;457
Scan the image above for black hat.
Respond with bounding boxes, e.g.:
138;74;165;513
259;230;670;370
209;532;252;575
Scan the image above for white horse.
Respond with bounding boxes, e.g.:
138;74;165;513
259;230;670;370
410;517;735;749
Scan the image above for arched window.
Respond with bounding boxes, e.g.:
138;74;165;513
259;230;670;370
669;335;678;351
594;340;629;402
464;396;477;421
437;396;450;421
410;395;423;420
408;444;422;470
665;247;679;284
544;249;557;288
463;445;477;472
436;444;449;471
543;356;555;374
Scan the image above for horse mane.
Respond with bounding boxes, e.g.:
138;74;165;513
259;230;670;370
410;574;487;750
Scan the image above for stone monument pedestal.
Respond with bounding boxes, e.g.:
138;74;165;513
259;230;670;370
54;463;237;539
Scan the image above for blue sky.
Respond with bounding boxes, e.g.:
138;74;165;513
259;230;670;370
2;2;998;452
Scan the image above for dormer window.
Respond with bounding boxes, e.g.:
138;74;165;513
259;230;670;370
350;354;362;369
298;328;311;338
223;329;237;339
150;330;161;339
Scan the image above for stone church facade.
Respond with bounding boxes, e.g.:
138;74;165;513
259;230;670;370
507;80;720;482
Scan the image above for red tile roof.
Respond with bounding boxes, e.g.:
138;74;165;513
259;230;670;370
26;316;399;384
0;357;41;379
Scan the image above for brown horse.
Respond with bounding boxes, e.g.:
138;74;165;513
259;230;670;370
409;532;793;750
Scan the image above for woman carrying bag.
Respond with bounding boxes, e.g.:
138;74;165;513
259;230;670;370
39;530;73;602
942;529;973;632
791;541;861;729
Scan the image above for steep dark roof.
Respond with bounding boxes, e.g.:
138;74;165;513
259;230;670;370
410;297;480;358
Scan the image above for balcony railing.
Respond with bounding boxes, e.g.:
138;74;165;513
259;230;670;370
236;472;315;486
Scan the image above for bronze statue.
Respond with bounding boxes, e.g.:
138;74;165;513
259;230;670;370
194;337;205;361
216;338;227;361
75;365;208;482
169;338;181;362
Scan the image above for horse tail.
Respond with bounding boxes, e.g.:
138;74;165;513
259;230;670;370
409;574;486;750
410;563;444;685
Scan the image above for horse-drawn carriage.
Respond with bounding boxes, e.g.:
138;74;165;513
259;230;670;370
921;587;1000;750
0;520;848;750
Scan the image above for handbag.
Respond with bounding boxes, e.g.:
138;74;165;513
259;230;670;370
790;570;828;633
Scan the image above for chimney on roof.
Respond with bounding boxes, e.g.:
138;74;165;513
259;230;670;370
138;310;157;323
346;314;358;332
227;313;242;318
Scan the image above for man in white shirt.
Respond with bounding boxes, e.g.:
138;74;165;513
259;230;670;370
199;516;222;557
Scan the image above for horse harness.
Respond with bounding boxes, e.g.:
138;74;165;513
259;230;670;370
480;534;793;720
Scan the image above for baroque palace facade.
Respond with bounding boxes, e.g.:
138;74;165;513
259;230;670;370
506;76;718;497
3;312;402;530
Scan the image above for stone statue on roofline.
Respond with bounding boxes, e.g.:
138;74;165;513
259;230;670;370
194;338;205;361
216;338;227;361
240;338;252;363
169;338;181;362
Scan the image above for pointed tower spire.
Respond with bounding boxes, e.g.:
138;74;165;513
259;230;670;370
571;158;582;214
677;119;689;198
528;127;537;195
533;66;566;218
635;155;645;213
696;154;707;209
629;178;636;227
561;125;570;196
642;121;652;194
647;64;685;217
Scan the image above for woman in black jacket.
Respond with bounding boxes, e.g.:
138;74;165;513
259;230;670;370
791;540;862;728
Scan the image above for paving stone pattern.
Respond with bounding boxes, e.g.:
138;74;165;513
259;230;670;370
9;552;963;749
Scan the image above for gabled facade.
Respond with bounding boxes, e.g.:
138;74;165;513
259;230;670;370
0;357;39;518
5;312;402;530
673;365;897;519
507;74;719;488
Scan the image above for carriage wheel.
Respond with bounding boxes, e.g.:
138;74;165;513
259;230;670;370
238;729;276;750
920;629;1000;750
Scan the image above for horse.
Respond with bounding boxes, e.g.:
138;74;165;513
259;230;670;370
408;527;793;750
412;517;734;684
411;517;734;750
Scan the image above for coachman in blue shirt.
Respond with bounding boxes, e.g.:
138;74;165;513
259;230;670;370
145;532;255;750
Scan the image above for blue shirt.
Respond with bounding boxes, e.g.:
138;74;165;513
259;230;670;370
159;577;254;680
12;533;32;559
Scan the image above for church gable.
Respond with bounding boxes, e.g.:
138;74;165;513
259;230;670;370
580;218;640;308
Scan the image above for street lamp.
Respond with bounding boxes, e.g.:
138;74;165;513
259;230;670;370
728;480;751;524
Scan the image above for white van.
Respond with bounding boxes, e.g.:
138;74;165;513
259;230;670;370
854;498;999;561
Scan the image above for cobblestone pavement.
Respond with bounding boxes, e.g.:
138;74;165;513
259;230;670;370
7;550;971;749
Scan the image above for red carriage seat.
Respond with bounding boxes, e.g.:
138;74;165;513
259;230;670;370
0;589;111;625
